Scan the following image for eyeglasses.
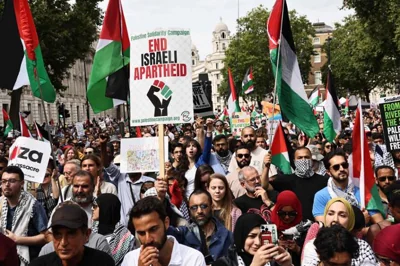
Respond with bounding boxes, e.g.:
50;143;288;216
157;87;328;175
246;175;261;183
85;151;93;154
189;204;209;211
277;211;298;218
377;256;393;266
1;179;21;185
330;162;349;171
325;145;332;149
378;176;396;182
237;154;250;159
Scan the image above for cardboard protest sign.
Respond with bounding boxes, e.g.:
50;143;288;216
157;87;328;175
231;112;251;137
8;137;51;183
75;122;85;137
130;29;194;126
120;137;169;173
193;82;213;117
379;96;400;151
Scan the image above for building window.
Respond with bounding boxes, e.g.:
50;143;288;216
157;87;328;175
314;71;322;85
27;103;32;124
314;52;321;63
222;43;226;50
192;51;195;56
216;42;219;51
216;63;219;69
221;32;226;39
312;37;320;44
192;60;195;66
77;105;80;122
216;74;219;80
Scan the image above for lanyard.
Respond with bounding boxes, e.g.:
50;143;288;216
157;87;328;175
128;182;137;206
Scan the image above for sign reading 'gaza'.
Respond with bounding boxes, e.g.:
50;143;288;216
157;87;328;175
8;137;51;183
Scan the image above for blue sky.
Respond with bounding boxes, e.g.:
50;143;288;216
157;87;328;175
100;0;353;58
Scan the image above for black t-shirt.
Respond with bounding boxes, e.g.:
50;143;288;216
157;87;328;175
270;173;328;221
29;246;115;266
234;190;279;214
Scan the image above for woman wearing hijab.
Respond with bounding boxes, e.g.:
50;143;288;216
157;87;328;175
270;191;309;266
302;198;377;266
212;213;293;266
373;224;400;266
92;194;135;265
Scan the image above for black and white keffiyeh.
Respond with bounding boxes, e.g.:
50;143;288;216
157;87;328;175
327;177;359;208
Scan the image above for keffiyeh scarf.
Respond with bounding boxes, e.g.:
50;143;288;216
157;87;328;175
214;151;232;173
327;177;359;207
0;191;37;265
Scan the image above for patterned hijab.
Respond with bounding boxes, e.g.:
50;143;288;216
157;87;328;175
323;198;355;231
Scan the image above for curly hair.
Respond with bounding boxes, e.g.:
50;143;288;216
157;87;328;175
315;224;359;262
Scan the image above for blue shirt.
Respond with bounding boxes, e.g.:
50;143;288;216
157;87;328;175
312;186;378;217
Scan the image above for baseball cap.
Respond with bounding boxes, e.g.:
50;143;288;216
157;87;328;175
50;204;88;229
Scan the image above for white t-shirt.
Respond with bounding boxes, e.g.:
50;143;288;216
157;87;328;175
121;236;206;266
228;146;277;176
185;166;197;199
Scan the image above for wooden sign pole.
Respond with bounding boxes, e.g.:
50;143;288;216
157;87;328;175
158;124;166;181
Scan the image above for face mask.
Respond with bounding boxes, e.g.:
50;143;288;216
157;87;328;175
294;159;314;178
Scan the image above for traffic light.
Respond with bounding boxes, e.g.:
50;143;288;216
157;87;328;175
58;104;64;118
64;109;70;118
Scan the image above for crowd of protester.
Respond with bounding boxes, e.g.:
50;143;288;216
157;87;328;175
0;109;399;266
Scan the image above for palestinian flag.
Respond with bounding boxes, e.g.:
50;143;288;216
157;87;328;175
242;67;254;94
267;0;319;137
227;68;241;117
344;91;350;116
219;107;229;122
2;109;13;137
34;121;48;142
270;122;292;174
19;113;32;138
87;0;130;113
323;69;341;142
308;86;320;107
0;0;56;102
351;101;384;215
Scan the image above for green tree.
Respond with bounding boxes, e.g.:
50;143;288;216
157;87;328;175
323;16;399;101
219;6;315;102
343;0;400;54
0;0;103;91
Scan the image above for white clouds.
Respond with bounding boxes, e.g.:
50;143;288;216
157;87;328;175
100;0;353;59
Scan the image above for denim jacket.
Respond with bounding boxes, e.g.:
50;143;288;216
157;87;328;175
167;216;233;261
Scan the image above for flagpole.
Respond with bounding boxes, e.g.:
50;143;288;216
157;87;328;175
358;98;365;209
269;0;286;144
34;68;64;203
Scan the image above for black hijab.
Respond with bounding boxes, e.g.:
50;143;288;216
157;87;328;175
95;193;121;235
234;213;266;266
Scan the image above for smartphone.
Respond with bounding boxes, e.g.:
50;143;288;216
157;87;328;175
260;224;278;245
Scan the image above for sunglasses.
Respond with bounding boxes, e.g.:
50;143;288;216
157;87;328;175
378;176;396;182
189;204;209;211
325;145;332;149
85;151;93;154
237;154;250;159
330;162;349;171
277;211;298;218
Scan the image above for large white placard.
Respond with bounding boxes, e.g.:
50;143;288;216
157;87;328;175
8;137;51;183
75;122;85;137
130;29;194;126
120;137;169;173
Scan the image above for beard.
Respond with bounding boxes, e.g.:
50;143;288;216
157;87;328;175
143;227;168;250
72;192;93;204
244;139;256;150
216;149;229;157
237;159;250;169
193;212;212;227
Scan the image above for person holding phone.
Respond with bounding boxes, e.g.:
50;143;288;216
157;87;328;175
270;191;310;266
212;213;292;266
